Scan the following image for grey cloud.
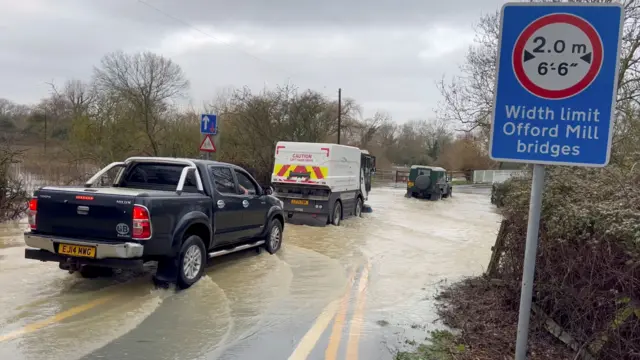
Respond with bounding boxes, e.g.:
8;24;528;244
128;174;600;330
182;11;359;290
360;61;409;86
97;0;507;28
0;0;506;120
170;30;468;121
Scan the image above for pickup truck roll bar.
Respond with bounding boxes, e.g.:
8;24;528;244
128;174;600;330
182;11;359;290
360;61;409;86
84;157;204;194
85;161;126;188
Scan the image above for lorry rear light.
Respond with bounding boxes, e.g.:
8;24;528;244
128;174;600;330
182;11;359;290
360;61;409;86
28;198;37;230
132;205;151;240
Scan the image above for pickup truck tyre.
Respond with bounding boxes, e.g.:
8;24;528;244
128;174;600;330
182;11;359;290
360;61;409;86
176;235;207;289
264;218;283;254
331;201;342;226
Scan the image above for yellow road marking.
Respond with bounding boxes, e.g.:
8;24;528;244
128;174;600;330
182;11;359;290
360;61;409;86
288;268;357;360
324;269;357;360
0;295;116;342
345;262;370;360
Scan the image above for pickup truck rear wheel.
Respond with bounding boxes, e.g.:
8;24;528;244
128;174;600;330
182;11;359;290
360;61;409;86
264;218;283;254
176;235;206;289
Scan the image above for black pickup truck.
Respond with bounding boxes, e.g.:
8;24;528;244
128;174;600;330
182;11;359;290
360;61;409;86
24;157;285;289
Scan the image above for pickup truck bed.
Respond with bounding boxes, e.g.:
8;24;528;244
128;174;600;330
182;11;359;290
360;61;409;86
24;157;285;289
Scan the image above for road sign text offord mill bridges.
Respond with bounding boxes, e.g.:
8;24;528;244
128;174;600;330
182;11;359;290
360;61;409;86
502;104;602;158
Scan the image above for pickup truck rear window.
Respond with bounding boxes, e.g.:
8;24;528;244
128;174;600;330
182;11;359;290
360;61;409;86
121;163;199;192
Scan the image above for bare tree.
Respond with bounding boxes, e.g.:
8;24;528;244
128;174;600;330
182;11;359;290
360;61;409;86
353;111;391;148
0;99;31;135
93;51;189;155
0;142;28;221
48;79;96;118
437;11;499;133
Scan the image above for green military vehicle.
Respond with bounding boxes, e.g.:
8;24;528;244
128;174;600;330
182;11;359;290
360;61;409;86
405;165;452;200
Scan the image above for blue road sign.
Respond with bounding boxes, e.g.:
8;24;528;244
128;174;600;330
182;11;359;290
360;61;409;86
489;3;623;167
200;114;217;135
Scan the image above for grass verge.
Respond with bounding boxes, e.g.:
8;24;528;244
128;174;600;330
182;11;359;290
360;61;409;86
450;180;471;185
395;277;574;360
395;330;464;360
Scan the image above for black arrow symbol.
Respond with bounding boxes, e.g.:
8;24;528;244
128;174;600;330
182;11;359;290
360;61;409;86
524;50;535;62
580;52;592;64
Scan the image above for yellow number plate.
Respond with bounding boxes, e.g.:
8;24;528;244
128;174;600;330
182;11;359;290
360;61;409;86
58;244;96;258
291;199;309;205
407;181;414;187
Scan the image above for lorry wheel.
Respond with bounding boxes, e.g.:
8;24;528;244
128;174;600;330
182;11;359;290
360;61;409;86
443;187;452;199
431;192;442;201
355;198;363;217
331;201;342;226
264;218;283;254
176;235;206;289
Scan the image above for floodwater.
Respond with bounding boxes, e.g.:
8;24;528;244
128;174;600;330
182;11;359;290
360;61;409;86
0;185;501;360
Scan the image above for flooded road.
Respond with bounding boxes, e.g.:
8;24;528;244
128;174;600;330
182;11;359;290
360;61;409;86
0;185;501;360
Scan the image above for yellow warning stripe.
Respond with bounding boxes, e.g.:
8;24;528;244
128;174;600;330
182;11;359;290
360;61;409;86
272;164;328;180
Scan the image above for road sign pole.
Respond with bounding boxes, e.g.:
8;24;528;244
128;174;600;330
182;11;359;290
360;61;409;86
514;164;546;360
211;116;220;161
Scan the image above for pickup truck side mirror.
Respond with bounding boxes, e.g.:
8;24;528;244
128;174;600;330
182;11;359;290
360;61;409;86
263;186;273;195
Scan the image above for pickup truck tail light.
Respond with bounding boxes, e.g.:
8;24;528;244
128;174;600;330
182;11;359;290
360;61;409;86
28;198;37;230
132;205;151;240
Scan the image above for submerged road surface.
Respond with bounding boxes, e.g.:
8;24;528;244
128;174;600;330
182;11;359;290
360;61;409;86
0;185;501;360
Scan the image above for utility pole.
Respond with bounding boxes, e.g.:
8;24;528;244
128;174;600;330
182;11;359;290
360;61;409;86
337;88;342;144
44;111;47;152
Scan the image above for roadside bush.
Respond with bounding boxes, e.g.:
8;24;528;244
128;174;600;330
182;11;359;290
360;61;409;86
491;180;511;207
491;176;531;208
0;146;28;221
496;166;640;359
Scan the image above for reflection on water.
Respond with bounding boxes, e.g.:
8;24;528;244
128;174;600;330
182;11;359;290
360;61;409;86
0;185;500;360
0;220;28;250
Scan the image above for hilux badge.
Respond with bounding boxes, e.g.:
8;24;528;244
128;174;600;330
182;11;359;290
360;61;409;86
116;223;130;236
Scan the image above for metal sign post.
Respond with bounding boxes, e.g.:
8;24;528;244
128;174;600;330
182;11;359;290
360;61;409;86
200;114;218;160
490;3;623;359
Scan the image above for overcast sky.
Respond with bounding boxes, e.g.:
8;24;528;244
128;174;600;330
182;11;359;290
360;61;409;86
0;0;507;121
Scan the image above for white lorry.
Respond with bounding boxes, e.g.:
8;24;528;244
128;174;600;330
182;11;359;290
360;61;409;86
271;141;376;226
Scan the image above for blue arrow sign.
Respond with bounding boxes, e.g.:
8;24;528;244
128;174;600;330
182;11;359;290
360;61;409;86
200;114;217;135
489;3;623;167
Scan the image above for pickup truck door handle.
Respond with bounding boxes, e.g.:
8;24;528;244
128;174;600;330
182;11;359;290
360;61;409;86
242;200;249;208
217;200;225;209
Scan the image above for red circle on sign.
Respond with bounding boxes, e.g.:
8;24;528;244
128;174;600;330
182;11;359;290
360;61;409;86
512;13;603;99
